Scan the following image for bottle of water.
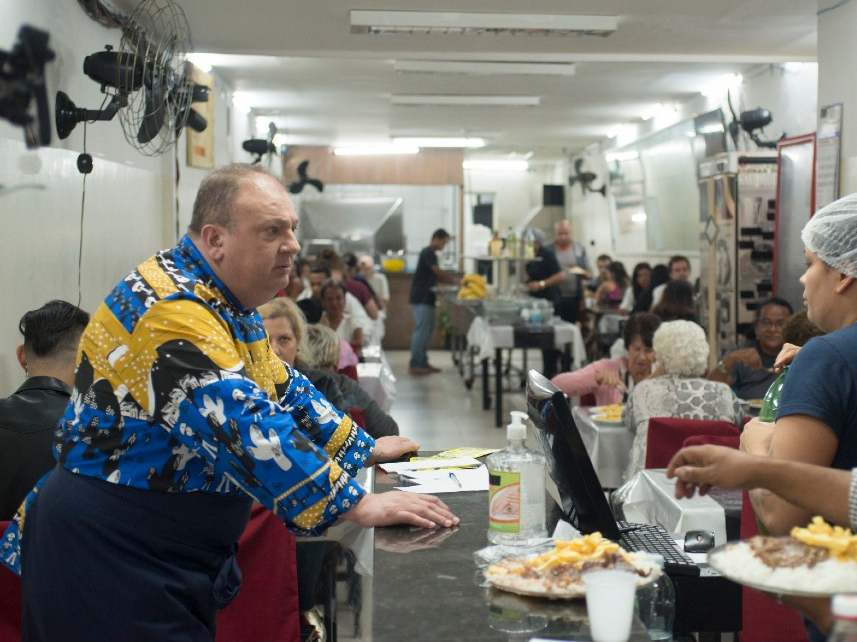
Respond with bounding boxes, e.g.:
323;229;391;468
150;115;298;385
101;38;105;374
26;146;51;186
487;411;547;544
636;554;675;641
759;366;788;422
829;594;857;641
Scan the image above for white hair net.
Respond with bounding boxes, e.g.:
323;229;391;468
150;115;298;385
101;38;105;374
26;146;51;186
801;193;857;278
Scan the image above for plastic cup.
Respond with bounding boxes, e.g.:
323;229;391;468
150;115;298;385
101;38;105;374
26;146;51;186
583;570;638;642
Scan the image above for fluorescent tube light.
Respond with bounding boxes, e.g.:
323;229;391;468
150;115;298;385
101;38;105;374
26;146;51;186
333;145;420;156
392;95;539;107
393;137;485;148
351;11;618;37
394;60;576;76
463;160;530;172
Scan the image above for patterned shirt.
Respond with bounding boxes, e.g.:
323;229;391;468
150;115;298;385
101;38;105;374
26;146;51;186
2;235;373;574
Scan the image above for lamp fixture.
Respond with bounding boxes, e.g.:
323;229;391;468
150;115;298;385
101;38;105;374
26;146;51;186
392;95;539;107
394;60;576;76
351;10;618;37
463;159;529;172
332;144;420;156
392;136;485;148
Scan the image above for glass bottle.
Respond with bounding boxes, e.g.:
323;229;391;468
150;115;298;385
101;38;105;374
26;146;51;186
486;411;547;544
489;230;503;258
829;593;857;641
636;554;675;641
759;366;788;422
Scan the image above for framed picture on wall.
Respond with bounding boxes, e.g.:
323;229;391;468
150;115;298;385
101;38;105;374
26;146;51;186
186;67;215;168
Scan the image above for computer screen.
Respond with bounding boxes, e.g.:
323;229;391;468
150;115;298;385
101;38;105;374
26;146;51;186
526;369;622;541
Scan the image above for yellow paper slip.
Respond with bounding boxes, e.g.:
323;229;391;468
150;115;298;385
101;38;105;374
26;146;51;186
410;446;499;462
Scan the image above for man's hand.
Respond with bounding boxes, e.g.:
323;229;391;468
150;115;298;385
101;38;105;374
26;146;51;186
740;418;775;456
343;492;460;529
774;343;801;370
366;436;420;466
667;445;756;499
724;347;762;371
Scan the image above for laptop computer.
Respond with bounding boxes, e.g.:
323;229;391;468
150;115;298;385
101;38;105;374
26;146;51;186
525;369;699;577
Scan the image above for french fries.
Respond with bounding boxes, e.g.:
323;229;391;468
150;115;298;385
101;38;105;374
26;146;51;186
791;516;857;563
593;404;624;422
529;533;631;571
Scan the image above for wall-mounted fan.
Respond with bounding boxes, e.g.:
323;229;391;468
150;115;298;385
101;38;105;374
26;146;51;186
726;91;784;150
0;25;55;148
288;161;324;194
55;0;208;157
243;122;277;165
568;158;606;197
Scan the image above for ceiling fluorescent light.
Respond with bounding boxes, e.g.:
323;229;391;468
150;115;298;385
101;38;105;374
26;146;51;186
463;160;529;172
392;95;539;107
351;10;618;37
394;60;576;76
333;145;420;156
393;137;485;148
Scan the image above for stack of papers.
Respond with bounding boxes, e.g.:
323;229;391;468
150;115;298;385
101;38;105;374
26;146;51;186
378;457;489;493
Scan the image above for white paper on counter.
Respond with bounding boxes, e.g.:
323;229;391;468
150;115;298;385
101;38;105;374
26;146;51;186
378;456;483;474
394;465;489;493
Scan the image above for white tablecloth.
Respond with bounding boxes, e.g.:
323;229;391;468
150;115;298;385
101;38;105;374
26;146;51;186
357;361;396;412
616;469;727;547
465;316;586;368
572;405;634;490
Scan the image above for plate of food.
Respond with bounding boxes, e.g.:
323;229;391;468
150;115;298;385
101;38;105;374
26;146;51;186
484;533;660;600
567;266;588;275
590;404;625;425
744;399;764;411
707;517;857;597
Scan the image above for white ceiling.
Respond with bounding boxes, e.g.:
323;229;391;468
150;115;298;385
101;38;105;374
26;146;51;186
167;0;817;160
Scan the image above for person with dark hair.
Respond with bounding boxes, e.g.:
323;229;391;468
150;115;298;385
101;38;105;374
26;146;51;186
587;253;613;293
593;260;629;310
635;263;669;312
319;278;364;354
408;228;454;375
708;297;794;400
649;255;691;310
619;262;651;314
651;279;697;322
551;312;661;406
1;164;457;640
0;300;89;519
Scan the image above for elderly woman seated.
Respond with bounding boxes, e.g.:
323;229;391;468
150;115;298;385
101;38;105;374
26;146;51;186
551;312;661;405
624;320;742;481
258;297;399;439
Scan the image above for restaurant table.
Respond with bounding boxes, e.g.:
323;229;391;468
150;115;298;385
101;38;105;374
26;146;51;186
615;469;728;547
572;405;634;489
328;465;742;641
466;316;586;427
356;361;396;412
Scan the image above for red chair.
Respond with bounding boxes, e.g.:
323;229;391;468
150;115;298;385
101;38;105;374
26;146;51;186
681;434;741;450
0;521;22;640
349;406;367;429
645;417;740;469
579;393;597;407
215;506;299;642
737;491;808;642
339;365;359;382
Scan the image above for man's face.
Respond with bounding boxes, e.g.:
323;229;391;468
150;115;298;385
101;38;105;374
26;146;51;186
321;286;346;317
597;259;610;278
263;316;298;366
432;236;449;251
755;303;790;355
800;248;841;332
212;175;301;309
308;272;326;299
669;260;691;281
554;222;572;249
359;258;375;277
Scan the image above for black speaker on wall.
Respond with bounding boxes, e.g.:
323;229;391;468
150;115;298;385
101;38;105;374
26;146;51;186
543;184;565;206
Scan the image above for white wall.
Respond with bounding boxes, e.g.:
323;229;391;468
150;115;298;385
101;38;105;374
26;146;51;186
0;0;242;393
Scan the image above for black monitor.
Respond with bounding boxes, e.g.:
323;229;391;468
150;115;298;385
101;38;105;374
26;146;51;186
526;369;622;541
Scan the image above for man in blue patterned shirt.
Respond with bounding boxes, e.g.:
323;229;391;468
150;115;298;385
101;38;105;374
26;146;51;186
2;164;457;640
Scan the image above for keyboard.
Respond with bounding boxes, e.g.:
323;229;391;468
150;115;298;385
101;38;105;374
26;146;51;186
617;521;700;577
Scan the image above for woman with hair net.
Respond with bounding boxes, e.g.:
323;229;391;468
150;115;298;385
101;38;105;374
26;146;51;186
741;193;857;542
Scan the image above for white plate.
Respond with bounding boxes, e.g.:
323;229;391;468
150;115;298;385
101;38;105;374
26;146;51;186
707;541;856;598
589;406;625;426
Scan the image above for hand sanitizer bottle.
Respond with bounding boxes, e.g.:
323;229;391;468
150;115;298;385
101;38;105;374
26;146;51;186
487;411;547;544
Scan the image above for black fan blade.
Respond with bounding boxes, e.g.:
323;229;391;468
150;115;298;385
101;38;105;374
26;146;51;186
191;83;209;103
185;108;207;133
296;160;309;178
287;180;304;195
306;179;324;193
137;78;165;144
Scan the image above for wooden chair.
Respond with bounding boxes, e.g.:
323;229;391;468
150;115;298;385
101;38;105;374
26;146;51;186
644;417;740;469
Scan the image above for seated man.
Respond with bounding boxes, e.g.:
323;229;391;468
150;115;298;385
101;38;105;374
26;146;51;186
0;300;89;519
708;297;793;400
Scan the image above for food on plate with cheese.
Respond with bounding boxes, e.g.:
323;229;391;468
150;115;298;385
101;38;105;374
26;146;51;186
484;533;660;599
708;517;857;595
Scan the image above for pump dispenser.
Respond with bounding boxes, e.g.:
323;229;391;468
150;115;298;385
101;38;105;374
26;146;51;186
486;411;547;544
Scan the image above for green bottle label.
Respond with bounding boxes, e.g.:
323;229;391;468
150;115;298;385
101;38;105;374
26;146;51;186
488;469;521;533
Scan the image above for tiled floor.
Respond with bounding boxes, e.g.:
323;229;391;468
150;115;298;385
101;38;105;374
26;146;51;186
384;348;531;452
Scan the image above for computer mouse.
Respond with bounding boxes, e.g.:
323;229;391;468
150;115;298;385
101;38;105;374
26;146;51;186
683;529;715;553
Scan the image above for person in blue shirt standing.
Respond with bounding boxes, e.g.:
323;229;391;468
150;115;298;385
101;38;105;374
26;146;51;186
408;228;455;375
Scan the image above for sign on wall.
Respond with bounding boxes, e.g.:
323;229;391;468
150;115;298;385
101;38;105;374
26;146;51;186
186;67;215;168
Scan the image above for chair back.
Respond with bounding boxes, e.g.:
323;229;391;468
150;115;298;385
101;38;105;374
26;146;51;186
349;407;367;429
0;521;22;640
645;417;739;469
339;365;359;381
681;434;741;450
737;492;808;642
215;506;299;642
579;393;597;407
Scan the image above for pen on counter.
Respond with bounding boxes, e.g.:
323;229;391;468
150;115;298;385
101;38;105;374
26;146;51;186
448;471;463;488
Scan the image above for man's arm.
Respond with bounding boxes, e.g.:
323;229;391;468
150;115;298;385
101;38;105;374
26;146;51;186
430;263;455;284
667;444;852;527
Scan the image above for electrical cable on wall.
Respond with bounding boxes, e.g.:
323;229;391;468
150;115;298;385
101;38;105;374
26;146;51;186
77;122;89;307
